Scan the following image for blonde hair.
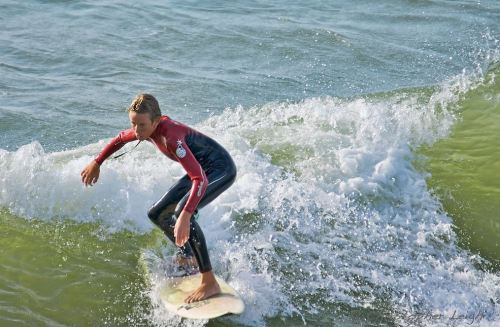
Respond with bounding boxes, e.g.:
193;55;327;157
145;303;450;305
127;94;161;122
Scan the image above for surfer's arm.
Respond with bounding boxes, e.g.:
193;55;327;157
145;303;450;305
174;140;208;214
80;159;100;186
171;139;208;246
174;210;192;247
80;129;137;186
94;129;137;165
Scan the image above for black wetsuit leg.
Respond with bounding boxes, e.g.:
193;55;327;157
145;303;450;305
147;159;236;273
147;175;194;257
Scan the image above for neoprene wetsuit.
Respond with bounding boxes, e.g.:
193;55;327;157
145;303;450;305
95;115;237;273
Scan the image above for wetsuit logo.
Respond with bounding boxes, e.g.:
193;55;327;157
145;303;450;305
175;140;187;158
197;181;204;197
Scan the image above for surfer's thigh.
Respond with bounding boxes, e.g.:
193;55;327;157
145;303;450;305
173;167;236;216
148;175;192;226
199;162;237;208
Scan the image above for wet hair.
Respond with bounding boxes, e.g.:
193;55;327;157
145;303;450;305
127;94;161;122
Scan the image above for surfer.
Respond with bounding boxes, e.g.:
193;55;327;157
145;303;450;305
80;94;236;303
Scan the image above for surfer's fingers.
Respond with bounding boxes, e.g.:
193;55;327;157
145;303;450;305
180;232;190;246
81;172;89;185
174;229;181;246
81;168;92;185
180;235;189;247
175;236;187;247
80;168;88;182
174;219;190;246
82;172;95;187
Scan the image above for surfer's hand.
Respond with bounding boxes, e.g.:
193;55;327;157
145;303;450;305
174;211;192;246
80;160;100;186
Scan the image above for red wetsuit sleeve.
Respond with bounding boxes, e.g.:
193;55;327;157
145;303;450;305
94;129;137;165
172;138;208;214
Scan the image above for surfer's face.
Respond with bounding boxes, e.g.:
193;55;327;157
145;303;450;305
129;111;159;140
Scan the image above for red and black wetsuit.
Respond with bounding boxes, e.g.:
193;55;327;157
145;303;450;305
95;116;237;273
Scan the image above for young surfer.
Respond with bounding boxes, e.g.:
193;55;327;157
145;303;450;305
80;94;237;303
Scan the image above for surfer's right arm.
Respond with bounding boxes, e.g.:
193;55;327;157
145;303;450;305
80;159;100;186
80;130;137;186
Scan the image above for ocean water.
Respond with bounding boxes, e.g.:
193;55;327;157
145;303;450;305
0;0;499;326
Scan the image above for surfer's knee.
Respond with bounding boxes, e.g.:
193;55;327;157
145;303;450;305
148;207;176;230
147;207;161;225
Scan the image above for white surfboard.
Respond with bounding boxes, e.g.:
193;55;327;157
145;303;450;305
159;273;245;320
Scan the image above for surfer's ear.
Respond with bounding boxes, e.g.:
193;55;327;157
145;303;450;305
152;116;161;128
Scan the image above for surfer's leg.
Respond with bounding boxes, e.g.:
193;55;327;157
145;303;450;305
147;175;195;258
175;163;237;303
174;163;237;274
185;271;222;303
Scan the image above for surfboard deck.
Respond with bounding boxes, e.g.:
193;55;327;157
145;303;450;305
159;273;245;320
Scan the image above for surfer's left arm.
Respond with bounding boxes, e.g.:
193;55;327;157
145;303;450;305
172;138;208;246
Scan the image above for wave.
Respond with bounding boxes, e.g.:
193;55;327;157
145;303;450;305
421;62;500;268
1;63;499;326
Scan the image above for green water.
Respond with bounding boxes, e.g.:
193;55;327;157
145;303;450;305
420;65;500;270
0;209;156;326
0;208;398;327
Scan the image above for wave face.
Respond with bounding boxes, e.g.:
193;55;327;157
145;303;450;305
2;66;498;326
422;63;500;267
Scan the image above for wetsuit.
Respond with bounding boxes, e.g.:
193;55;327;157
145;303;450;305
95;116;237;273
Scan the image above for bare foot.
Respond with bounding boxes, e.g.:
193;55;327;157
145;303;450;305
185;271;221;303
